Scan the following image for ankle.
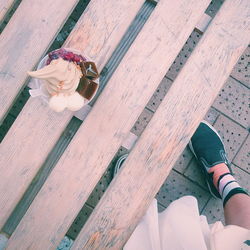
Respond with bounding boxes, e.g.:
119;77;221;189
208;163;231;189
209;163;249;206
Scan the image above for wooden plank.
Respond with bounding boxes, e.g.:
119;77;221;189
6;0;210;249
0;0;79;122
121;132;138;150
0;0;145;231
0;100;72;229
77;108;138;150
1;116;82;237
0;0;15;22
71;1;250;248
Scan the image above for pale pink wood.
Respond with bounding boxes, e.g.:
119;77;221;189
0;0;79;122
122;132;138;150
63;0;143;73
0;0;15;22
71;1;250;248
0;0;145;230
0;98;72;228
6;0;210;249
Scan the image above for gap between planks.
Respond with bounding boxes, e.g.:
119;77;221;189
0;0;15;22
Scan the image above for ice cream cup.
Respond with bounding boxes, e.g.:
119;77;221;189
31;48;99;105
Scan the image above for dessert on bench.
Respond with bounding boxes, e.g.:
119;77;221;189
28;48;99;112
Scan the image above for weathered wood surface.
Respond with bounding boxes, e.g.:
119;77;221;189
6;0;210;248
71;0;250;248
0;0;145;230
0;0;79;122
121;131;138;150
0;0;15;22
0;101;73;229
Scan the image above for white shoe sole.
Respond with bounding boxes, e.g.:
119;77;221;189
114;154;129;176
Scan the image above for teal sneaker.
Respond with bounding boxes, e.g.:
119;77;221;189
189;121;231;198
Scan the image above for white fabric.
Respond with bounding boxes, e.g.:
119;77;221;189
124;196;250;250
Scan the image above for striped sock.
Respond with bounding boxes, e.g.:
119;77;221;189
208;163;248;206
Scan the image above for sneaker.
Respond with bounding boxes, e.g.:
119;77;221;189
113;154;128;177
189;121;231;198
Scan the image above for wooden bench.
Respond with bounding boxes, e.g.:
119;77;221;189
0;0;249;249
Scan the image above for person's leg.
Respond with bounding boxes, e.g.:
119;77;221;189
224;193;250;229
189;121;249;229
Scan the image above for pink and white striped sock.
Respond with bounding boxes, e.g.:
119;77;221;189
208;163;248;206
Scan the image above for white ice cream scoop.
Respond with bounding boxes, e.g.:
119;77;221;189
48;93;85;112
